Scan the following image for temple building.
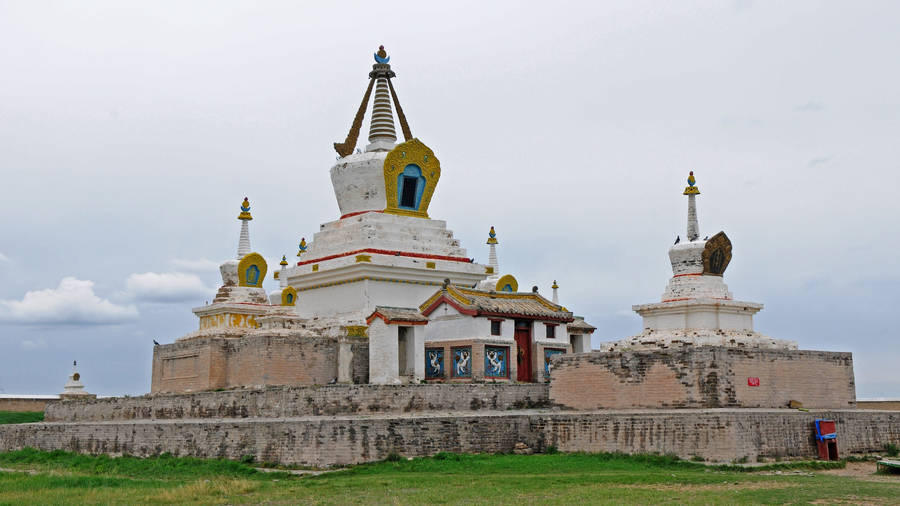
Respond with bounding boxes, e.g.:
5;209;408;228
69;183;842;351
601;172;797;351
151;47;594;392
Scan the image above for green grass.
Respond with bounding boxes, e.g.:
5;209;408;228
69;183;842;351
0;449;897;505
0;411;43;425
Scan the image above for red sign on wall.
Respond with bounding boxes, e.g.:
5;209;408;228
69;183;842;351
747;377;760;387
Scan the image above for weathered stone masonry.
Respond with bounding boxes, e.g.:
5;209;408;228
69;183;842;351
2;409;898;467
550;348;855;410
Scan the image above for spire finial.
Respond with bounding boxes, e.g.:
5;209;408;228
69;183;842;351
280;255;288;267
684;171;700;195
296;238;308;257
684;172;700;242
487;226;498;245
238;197;253;220
374;45;390;63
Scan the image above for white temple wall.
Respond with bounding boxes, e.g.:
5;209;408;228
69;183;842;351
569;334;591;353
368;319;423;384
295;282;370;320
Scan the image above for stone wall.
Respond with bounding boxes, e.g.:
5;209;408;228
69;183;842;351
45;383;550;422
0;398;52;412
151;335;368;393
544;409;900;463
4;409;898;467
550;347;855;410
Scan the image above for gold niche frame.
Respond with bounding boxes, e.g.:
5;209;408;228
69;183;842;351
237;253;268;287
495;274;519;293
383;138;441;218
281;286;298;306
701;232;732;276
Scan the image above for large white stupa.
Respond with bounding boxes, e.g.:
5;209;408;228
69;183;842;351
602;172;796;351
282;46;489;323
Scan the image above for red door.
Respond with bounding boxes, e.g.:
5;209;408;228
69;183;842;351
514;321;532;382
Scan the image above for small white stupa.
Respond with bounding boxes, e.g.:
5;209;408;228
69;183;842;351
603;172;796;351
60;360;95;399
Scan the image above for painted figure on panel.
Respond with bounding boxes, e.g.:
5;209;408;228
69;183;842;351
484;346;508;378
425;348;444;378
544;349;565;379
453;348;472;378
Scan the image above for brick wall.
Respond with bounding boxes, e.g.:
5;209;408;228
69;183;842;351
151;335;368;393
0;398;51;412
4;409;898;467
550;347;855;410
45;383;550;422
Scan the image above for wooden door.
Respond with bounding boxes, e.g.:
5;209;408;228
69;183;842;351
514;321;532;382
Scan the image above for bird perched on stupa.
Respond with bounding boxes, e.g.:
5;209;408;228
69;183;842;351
674;235;681;245
374;45;390;64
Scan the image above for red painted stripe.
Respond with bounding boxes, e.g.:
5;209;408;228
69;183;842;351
340;210;383;219
297;249;473;266
672;273;702;278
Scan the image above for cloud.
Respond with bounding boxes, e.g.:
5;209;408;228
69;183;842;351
0;277;138;325
125;272;211;303
0;253;10;263
20;338;47;350
796;101;825;112
807;155;833;167
170;258;220;272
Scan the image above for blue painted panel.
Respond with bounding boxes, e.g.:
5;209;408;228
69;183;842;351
543;348;566;380
452;347;472;378
397;164;426;210
246;265;260;286
484;346;509;378
425;348;444;379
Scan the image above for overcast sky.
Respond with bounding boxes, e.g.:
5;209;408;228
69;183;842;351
1;1;897;397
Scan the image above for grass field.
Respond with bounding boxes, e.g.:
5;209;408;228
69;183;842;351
0;449;898;504
0;412;43;425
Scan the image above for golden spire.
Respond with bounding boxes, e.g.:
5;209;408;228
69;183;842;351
280;255;288;267
487;226;498;245
684;171;700;195
551;280;559;289
238;197;253;220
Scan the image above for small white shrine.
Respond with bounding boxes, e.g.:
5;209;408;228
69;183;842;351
60;361;95;399
602;172;796;351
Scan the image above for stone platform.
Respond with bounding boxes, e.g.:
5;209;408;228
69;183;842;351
2;408;898;467
2;383;899;466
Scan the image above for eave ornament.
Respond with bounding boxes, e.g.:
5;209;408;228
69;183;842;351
496;274;519;293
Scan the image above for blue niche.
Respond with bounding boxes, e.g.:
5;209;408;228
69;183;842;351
425;348;444;379
245;265;261;286
484;346;508;379
501;284;513;292
543;348;566;380
286;293;294;304
397;164;426;210
451;347;472;378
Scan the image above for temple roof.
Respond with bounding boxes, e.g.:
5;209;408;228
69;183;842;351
367;306;428;325
567;318;596;333
420;285;573;322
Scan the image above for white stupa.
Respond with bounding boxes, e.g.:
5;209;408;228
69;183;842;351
602;172;796;351
283;46;488;323
60;360;95;399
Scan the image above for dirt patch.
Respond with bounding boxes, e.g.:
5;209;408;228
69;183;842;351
819;461;900;483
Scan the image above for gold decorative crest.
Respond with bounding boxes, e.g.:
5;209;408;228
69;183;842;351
237;253;268;287
383;138;440;218
495;274;519;292
281;286;298;306
702;232;732;276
